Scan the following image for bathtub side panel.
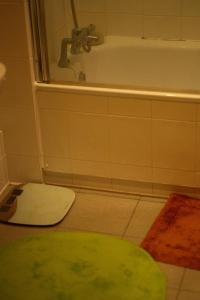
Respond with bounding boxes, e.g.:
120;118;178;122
36;88;199;194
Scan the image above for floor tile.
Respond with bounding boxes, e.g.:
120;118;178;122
1;189;200;298
0;222;57;245
140;195;167;203
112;178;153;195
159;262;185;289
167;289;179;300
177;291;200;300
181;269;200;292
78;188;141;201
59;192;138;235
123;235;144;246
125;201;164;239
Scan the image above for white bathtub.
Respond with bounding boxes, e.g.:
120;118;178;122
36;37;200;193
51;36;200;93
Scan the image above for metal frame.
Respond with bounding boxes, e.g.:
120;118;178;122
28;0;50;83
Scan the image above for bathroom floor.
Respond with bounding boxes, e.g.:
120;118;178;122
0;188;199;300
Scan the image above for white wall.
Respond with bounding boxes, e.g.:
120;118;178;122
0;131;8;191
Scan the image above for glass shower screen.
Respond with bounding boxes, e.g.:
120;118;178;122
29;0;104;85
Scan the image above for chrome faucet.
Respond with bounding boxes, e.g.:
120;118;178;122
58;24;104;68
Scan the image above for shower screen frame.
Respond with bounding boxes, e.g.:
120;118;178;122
28;0;50;83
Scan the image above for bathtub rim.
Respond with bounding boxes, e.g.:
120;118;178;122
35;82;200;104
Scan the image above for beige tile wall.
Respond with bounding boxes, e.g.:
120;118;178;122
44;0;70;62
45;0;200;65
37;89;200;190
76;0;200;40
0;1;41;183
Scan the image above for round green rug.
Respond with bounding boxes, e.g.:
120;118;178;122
0;232;166;300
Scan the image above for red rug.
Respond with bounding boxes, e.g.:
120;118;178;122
141;194;200;270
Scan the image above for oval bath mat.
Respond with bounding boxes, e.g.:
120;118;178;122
0;232;166;300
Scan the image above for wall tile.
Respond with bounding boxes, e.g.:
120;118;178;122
77;0;105;13
44;0;67;32
37;91;70;110
73;174;112;190
7;154;42;183
181;17;200;40
108;97;151;118
37;91;108;114
143;0;181;16
69;112;109;161
46;0;200;60
112;179;153;195
153;167;196;187
47;23;69;62
39;109;70;158
44;174;73;186
43;156;72;174
0;107;39;156
140;195;167;203
106;0;142;14
143;16;180;39
152;183;197;198
110;116;152;166
37;89;200;190
152;101;197;121
111;163;152;182
182;0;200;17
72;159;110;178
67;93;108;114
79;12;107;35
61;0;75;33
0;2;28;58
152;120;196;171
107;14;143;37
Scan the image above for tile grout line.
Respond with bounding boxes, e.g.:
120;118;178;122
176;268;187;299
121;198;141;238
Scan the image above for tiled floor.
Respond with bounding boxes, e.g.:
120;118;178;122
0;188;200;300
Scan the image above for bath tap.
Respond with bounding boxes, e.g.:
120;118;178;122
70;27;91;54
58;24;104;68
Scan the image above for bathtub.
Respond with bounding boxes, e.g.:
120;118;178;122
50;36;200;94
36;36;200;194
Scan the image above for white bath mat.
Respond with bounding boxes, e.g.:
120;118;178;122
1;183;75;226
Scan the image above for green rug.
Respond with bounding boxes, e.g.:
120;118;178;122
0;232;166;300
